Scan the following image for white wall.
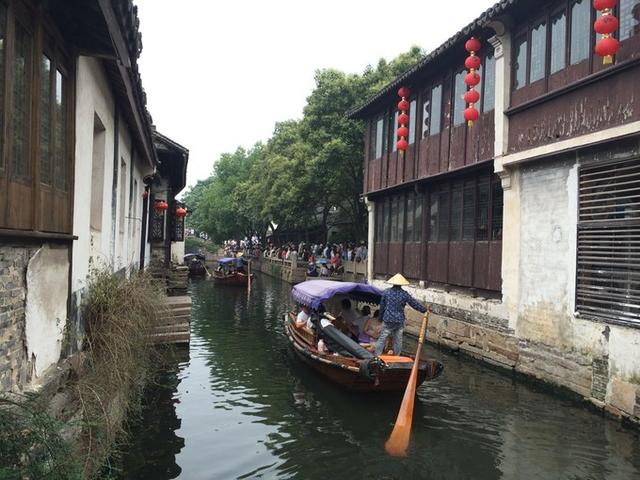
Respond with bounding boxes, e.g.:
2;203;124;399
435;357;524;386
171;241;185;264
72;56;153;293
513;156;640;414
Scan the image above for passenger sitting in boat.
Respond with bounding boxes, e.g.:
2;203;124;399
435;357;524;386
359;309;383;345
317;338;329;353
340;299;364;340
296;305;311;328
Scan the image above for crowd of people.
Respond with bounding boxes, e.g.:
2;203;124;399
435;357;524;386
264;241;368;277
223;237;368;278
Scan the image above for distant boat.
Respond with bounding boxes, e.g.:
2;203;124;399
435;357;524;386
285;280;443;392
212;257;254;287
184;253;207;277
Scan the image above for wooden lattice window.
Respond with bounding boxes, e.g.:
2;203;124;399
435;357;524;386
171;205;184;242
149;207;164;242
577;157;640;326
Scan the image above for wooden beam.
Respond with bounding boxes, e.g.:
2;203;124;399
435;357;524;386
96;0;131;68
116;62;156;168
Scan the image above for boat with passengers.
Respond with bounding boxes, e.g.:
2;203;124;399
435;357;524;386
213;257;254;286
285;280;443;392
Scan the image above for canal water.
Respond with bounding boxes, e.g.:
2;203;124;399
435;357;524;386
120;275;640;480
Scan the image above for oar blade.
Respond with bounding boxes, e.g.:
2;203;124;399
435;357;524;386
384;309;430;457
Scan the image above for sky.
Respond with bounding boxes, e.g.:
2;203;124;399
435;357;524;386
135;0;499;191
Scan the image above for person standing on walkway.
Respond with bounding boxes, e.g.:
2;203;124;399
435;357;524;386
374;273;427;356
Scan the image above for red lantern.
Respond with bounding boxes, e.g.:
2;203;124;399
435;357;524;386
465;37;481;53
593;0;616;9
398;113;409;125
465;55;481;70
398;99;410;111
594;0;620;64
595;36;620;63
464;90;480;104
155;200;168;212
594;14;619;34
464;107;479;126
397;139;408;151
398;86;411;98
176;207;187;218
397;126;409;138
465;72;481;87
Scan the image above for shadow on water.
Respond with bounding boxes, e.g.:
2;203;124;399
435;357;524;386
120;274;640;480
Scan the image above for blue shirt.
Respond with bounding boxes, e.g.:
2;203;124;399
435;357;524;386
379;286;426;326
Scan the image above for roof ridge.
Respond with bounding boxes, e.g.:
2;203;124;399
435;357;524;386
348;0;516;119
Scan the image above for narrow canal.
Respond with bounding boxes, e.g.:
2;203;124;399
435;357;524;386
120;275;640;480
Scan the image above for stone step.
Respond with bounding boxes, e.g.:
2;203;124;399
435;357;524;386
160;309;191;318
166;305;191;314
156;316;190;327
166;296;192;305
152;323;190;334
147;331;190;345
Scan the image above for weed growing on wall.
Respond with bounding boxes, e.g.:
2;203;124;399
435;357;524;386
77;269;167;477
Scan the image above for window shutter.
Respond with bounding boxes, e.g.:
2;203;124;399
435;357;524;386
577;158;640;326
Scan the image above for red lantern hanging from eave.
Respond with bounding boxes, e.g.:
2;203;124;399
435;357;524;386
396;86;411;152
155;200;168;212
593;0;620;64
464;36;482;127
464;107;479;124
176;207;187;218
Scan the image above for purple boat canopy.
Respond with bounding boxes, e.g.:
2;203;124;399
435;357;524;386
292;280;383;310
218;257;248;266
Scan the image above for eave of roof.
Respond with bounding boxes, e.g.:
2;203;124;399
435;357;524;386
153;130;189;193
347;0;518;119
153;130;189;156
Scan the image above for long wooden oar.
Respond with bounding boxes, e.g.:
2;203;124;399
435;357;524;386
384;307;431;457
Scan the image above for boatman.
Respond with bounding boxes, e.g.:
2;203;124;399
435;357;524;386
375;273;427;356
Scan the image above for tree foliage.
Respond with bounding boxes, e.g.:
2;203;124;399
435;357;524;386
182;46;424;243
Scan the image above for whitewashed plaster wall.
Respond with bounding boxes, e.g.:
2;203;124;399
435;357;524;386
516;156;640;414
171;241;185;265
73;56;152;290
24;245;69;377
72;56;117;291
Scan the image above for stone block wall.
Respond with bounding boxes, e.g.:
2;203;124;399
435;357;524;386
0;242;39;391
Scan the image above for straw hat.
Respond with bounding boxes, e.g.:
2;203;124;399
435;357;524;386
387;273;410;286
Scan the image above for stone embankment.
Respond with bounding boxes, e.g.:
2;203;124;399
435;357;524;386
254;257;366;284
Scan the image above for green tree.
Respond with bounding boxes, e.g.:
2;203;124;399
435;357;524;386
184;46;425;243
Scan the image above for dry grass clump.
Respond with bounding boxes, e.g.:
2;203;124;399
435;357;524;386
77;269;167;477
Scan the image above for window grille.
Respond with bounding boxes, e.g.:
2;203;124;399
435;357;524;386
149;208;164;242
577;157;640;326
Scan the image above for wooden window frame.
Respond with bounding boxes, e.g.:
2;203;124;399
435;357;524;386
0;0;75;234
511;0;636;108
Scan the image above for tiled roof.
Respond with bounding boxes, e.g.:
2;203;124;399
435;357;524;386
348;0;518;119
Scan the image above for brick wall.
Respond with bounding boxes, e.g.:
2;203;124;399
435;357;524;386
0;241;39;391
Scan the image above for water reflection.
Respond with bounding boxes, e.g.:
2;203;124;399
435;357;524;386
120;275;640;480
120;347;189;479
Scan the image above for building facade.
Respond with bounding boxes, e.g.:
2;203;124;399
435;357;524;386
0;0;187;392
352;0;640;421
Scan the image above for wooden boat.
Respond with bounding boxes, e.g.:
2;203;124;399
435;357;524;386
212;257;254;287
184;253;207;277
285;280;443;392
212;270;254;286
